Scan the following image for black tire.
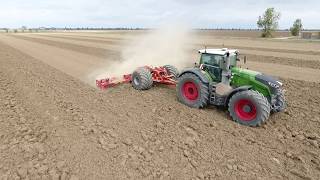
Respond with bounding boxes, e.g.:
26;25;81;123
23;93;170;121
163;65;179;79
228;90;270;127
272;92;286;112
131;67;153;90
177;73;209;108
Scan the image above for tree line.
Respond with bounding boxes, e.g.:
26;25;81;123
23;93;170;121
257;7;303;37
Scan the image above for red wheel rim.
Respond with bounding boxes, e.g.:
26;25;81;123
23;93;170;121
235;99;257;121
182;82;198;101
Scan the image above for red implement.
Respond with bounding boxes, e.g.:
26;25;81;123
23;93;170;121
96;66;176;90
146;66;176;85
96;74;132;90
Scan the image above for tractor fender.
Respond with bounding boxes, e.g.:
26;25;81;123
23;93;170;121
225;86;252;106
178;68;209;84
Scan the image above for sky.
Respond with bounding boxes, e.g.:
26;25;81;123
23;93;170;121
0;0;319;29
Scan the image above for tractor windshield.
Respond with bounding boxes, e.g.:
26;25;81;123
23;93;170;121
200;53;237;67
200;54;223;67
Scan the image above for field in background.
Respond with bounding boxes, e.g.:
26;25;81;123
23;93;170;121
196;30;291;37
1;29;291;37
0;30;319;179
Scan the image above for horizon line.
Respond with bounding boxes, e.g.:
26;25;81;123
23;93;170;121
1;27;320;31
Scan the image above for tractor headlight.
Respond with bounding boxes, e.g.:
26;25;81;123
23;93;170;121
268;81;280;89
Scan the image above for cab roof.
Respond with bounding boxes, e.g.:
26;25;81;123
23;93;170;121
198;48;238;56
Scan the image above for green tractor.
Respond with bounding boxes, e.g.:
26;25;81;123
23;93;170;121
177;48;286;126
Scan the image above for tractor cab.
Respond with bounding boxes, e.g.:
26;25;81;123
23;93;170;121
198;48;239;82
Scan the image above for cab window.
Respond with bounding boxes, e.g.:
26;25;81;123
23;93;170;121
201;54;223;67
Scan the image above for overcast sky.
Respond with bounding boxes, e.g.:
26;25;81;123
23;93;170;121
0;0;319;29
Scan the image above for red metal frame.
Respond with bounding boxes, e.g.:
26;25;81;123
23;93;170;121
96;66;177;90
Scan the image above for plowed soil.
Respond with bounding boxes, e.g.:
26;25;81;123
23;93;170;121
0;31;319;180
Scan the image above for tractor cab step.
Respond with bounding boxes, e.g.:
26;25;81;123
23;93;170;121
209;83;227;106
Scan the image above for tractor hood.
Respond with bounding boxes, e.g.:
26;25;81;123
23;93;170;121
232;67;283;93
232;67;260;77
255;73;283;93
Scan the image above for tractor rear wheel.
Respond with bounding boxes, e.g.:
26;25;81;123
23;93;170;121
131;67;153;90
163;65;179;79
177;73;209;108
228;90;270;126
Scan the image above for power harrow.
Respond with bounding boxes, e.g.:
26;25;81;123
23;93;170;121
96;65;178;90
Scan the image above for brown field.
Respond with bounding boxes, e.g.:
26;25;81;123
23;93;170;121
196;30;291;38
0;30;320;180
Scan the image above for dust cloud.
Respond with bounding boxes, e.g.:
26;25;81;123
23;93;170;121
92;24;194;82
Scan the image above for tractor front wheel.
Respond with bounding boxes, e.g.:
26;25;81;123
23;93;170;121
131;67;153;90
273;91;286;112
177;73;209;108
228;90;270;126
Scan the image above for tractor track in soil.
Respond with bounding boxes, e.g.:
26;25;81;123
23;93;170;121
9;35;119;59
193;43;320;62
0;32;320;179
21;34;123;52
39;35;320;68
35;32;142;42
4;34;320;83
38;34;127;45
0;35;118;83
12;33;320;71
194;43;320;56
40;33;320;57
241;54;320;70
55;34;128;41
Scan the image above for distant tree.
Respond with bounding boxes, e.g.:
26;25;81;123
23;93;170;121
257;8;280;37
290;19;303;36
